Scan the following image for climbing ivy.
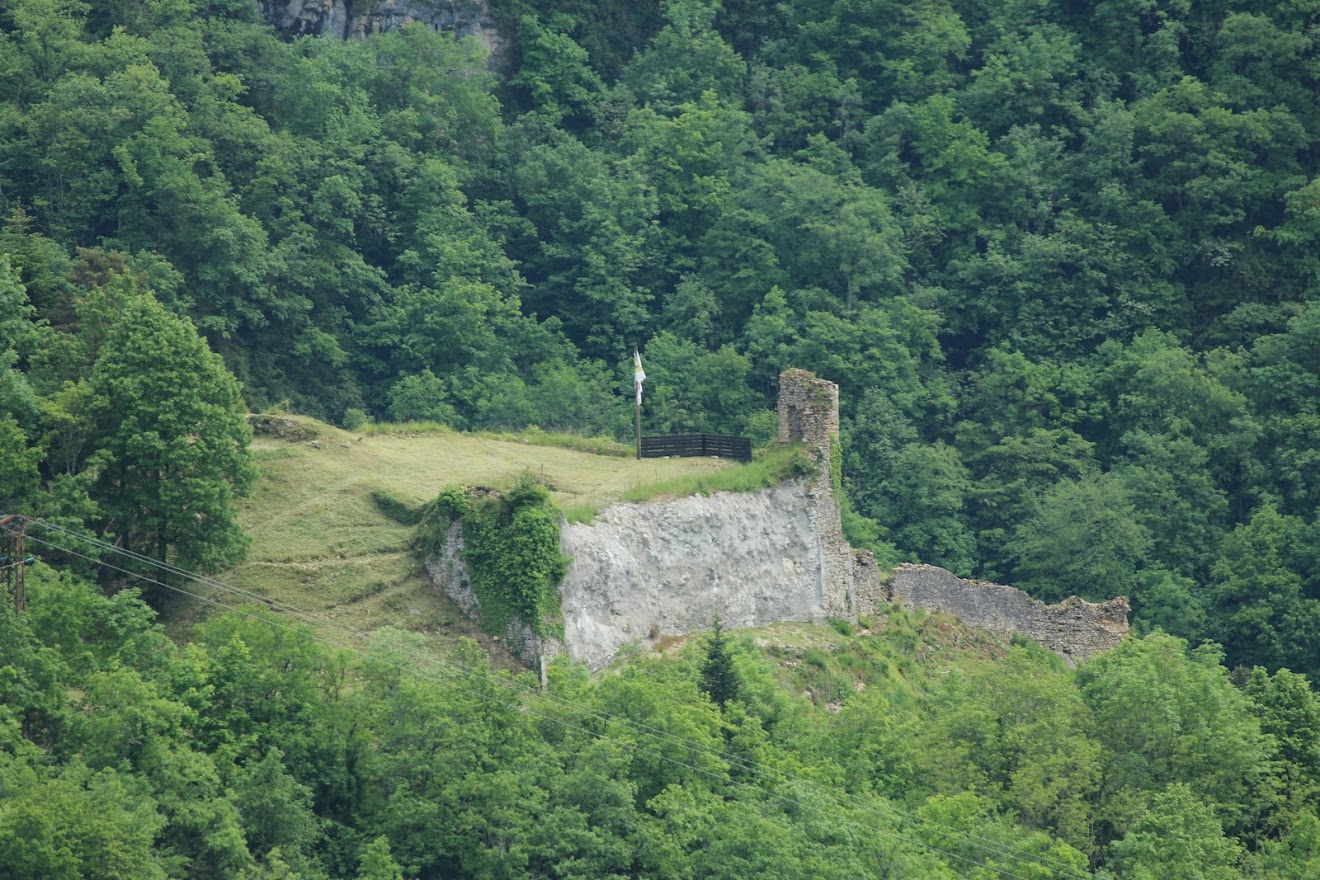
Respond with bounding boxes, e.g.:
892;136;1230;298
829;436;843;497
413;485;472;557
417;476;568;636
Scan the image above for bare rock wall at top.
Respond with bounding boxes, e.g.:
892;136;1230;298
256;0;503;58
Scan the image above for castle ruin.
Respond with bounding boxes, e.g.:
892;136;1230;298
427;368;1129;669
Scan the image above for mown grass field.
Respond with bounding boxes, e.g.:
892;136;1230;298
164;415;733;660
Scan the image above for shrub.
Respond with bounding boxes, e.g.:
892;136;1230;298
828;616;854;637
415;475;568;637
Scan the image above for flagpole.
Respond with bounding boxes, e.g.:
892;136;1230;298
633;349;645;460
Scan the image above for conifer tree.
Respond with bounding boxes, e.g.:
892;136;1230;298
700;614;741;708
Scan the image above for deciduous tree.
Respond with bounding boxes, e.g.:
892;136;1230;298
85;294;254;578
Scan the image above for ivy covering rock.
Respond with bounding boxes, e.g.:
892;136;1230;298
416;476;568;637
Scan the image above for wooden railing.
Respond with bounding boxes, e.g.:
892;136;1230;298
639;433;752;462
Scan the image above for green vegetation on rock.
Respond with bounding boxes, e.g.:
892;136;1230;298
417;475;568;636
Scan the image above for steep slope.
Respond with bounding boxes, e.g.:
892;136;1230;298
162;414;728;656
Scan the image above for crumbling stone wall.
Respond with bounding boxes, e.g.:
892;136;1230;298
850;549;885;616
774;370;1127;663
888;564;1130;664
776;369;879;618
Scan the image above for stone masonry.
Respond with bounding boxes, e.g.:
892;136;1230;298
426;369;1129;669
777;368;840;448
888;563;1130;664
776;368;878;618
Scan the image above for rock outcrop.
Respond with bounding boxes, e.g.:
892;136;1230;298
256;0;503;58
558;482;830;670
424;369;1130;670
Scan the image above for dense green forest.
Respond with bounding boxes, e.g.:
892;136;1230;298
6;568;1320;879
6;0;1320;673
4;0;1320;875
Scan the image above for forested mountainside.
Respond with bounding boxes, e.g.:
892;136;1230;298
5;0;1320;674
4;3;1320;877
8;569;1320;880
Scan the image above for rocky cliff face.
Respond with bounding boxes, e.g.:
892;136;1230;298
427;477;865;670
426;478;863;670
558;482;831;669
256;0;502;57
429;489;1131;670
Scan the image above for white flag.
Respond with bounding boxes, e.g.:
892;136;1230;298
633;349;645;405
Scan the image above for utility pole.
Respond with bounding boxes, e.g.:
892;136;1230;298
0;514;30;614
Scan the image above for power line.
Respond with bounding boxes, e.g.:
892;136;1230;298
22;522;1094;879
25;523;1091;879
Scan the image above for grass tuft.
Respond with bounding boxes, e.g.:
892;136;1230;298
560;502;599;524
620;443;813;504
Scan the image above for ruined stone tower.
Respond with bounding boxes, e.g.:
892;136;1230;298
776;368;883;617
777;368;840;452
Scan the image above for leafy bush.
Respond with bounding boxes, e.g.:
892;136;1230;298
342;408;371;430
387;369;459;425
828;616;853;637
415;476;568;636
370;490;424;526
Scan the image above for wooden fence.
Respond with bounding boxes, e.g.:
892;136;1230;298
639;433;752;462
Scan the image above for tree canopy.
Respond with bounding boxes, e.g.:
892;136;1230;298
2;567;1318;879
4;1;1320;873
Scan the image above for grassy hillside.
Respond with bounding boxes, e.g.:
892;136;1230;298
163;415;732;657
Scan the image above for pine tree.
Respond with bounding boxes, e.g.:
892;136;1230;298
700;614;741;708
